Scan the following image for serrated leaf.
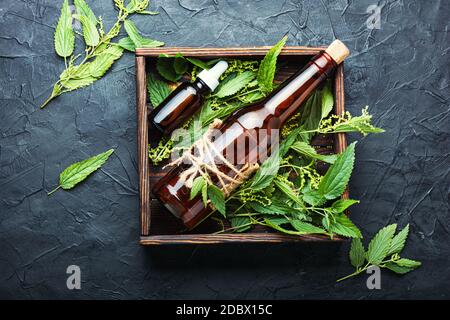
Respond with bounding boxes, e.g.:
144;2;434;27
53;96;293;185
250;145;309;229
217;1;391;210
387;224;409;256
147;72;171;108
60;76;97;90
349;238;366;268
318;141;356;200
250;151;280;190
156;57;181;82
290;220;327;234
189;176;205;200
384;262;414;274
291;141;337;164
215;71;256;98
186;57;210;70
395;258;421;268
74;14;100;47
367;224;397;265
329;213;362;238
173;57;189;75
231;216;252;232
274;179;302;205
117;37;136;52
89;45;123;78
208;185;226;216
248;200;296;216
257;36;287;94
321;82;334;119
74;0;97;25
57;149;114;191
54;0;74;58
201;182;208;206
124;19;164;48
331;199;360;213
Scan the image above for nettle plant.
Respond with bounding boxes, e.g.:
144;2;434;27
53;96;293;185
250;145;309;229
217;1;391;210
41;0;163;108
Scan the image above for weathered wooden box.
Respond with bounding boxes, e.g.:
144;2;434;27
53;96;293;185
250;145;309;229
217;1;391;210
135;46;348;245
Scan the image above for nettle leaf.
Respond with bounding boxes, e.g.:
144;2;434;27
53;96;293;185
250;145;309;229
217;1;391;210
117;37;136;52
387;224;410;256
321;82;334;119
186;57;210;70
124;19;164;48
384;262;414;274
189;176;205;200
395;258;421;269
318;141;356;200
257;36;287;94
173;57;189;75
290;220;327;234
248;200;294;216
74;0;97;25
251;151;280;190
291;141;337;164
274;179;302;205
329;213;362;238
147;73;171;108
50;149;114;194
201;182;208;206
302;188;326;207
74;14;100;47
54;0;75;58
367;224;397;265
156;57;181;82
349;238;366;268
208;185;226;216
60;76;97;90
89;45;123;78
231;216;252;232
215;71;256;98
331;199;360;213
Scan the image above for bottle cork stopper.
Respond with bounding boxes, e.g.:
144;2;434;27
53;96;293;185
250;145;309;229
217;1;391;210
325;40;350;64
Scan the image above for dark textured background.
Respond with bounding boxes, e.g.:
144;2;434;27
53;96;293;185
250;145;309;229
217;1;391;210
0;0;449;299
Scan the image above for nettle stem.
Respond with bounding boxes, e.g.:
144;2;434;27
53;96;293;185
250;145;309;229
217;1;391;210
47;185;61;196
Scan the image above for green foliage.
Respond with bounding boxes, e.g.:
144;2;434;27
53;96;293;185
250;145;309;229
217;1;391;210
257;36;287;94
48;149;114;195
42;0;163;108
147;72;171;107
338;224;421;282
215;71;256;98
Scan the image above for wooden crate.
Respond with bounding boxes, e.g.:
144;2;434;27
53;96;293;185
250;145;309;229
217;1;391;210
135;46;348;245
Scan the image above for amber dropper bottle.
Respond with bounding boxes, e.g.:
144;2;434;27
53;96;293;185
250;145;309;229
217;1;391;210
153;40;350;229
148;60;229;136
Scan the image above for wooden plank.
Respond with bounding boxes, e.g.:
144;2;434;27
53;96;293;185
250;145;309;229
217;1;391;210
136;56;150;236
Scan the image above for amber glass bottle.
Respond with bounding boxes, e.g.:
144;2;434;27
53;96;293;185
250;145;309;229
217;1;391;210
149;61;228;136
153;40;350;229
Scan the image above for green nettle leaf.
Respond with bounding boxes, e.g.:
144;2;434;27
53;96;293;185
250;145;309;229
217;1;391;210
290;220;327;234
387;224;409;256
124;19;164;48
349;238;366;268
250;151;280;190
384;262;414;274
190;176;205;200
291;141;337;164
173;57;189;75
248;200;300;216
302;188;325;207
54;0;75;58
331;199;360;213
74;0;97;25
274;179;302;205
117;37;136;52
367;224;397;265
186;57;210;70
215;71;256;98
60;76;97;90
395;258;421;268
74;14;100;47
48;149;114;195
318;141;356;200
264;218;315;236
231;216;252;232
201;182;208;206
208;185;226;216
147;73;171;108
89;45;124;78
257;35;287;94
156;57;181;82
321;83;334;119
328;213;362;238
